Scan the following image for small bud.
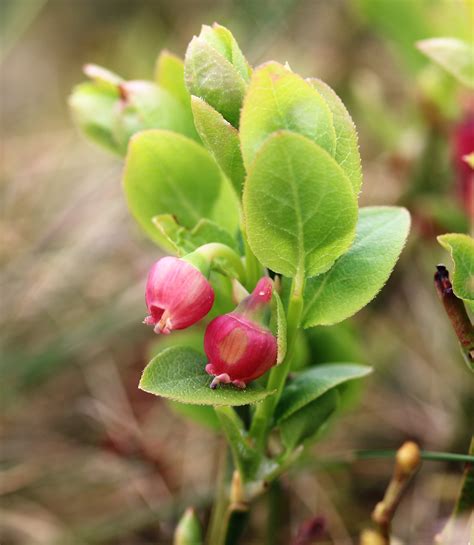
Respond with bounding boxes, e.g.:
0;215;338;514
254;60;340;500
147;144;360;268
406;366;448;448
360;528;386;545
395;441;421;476
144;256;214;334
173;507;203;545
204;277;277;388
185;23;251;127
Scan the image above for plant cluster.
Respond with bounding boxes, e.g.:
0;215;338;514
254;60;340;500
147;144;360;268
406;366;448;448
71;22;474;544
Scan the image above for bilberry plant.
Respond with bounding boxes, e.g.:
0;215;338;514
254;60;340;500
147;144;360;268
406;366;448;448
70;23;413;544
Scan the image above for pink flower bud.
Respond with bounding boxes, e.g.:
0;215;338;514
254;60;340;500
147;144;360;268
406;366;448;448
144;256;214;334
204;277;277;389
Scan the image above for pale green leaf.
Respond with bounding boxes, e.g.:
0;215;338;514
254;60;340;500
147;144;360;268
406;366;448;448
199;23;251;82
303;207;411;327
140;347;274;406
279;389;339;451
69;82;121;155
168;401;221;430
123;130;239;247
185;36;247;127
275;363;372;422
112;81;198;153
417;38;474;88
240;62;336;168
191;95;245;194
243;131;358;278
154;50;190;106
438;233;474;307
308;78;362;194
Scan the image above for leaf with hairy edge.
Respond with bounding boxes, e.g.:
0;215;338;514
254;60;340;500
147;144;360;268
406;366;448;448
438;233;474;311
140;347;275;406
191;96;245;194
303;207;410;327
123;130;239;247
185;35;247;127
279;389;339;451
308;78;362;194
275;363;372;423
417;38;474;88
243;131;358;279
240;62;336;169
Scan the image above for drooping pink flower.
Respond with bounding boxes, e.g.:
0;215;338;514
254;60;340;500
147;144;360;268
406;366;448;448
204;277;277;389
144;256;214;334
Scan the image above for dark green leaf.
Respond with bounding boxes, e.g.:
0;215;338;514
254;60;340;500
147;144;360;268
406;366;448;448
275;363;372;423
303;207;410;327
140;347;275;406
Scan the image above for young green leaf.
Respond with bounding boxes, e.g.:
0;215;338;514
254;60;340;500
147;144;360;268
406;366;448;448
307;78;362;194
417;38;474;88
279;389;339;451
185;26;248;127
113;81;198;153
275;363;372;423
438;233;474;310
271;291;287;364
69;82;122;155
155;50;190;106
123;130;239;247
140;347;275;406
199;23;251;82
152;215;239;256
191;96;245;194
239;62;336;168
243;131;358;279
303;207;411;327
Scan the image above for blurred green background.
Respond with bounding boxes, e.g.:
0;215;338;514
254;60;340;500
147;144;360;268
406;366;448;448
1;1;473;544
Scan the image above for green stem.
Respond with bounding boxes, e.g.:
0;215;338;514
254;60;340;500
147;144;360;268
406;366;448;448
206;441;230;545
250;273;304;450
355;449;474;464
186;243;247;286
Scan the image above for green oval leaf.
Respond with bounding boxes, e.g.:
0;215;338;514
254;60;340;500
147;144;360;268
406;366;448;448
191;96;245;194
243;131;358;278
279;389;339;451
307;78;362;194
239;62;336;169
69;82;122;155
303;206;411;327
438;233;474;309
275;363;372;423
140;347;275;406
417;38;474;88
123;130;239;247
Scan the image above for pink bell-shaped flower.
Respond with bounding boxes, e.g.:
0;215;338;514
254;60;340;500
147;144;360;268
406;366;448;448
204;277;277;389
144;256;214;334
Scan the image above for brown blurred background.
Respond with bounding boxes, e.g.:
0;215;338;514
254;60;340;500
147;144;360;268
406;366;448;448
1;1;472;544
